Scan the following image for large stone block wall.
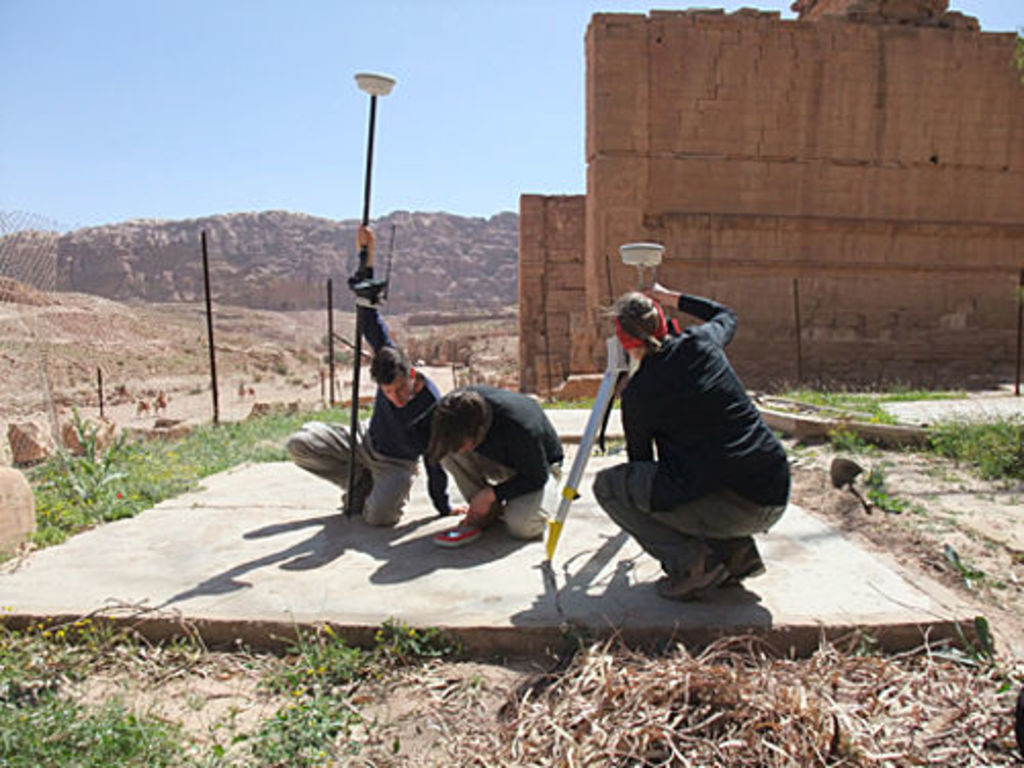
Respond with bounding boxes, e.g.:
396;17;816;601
519;8;1024;392
518;195;586;393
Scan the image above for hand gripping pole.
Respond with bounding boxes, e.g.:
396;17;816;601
545;335;629;560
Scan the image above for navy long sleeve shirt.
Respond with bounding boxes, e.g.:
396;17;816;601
467;385;564;502
358;303;450;515
621;294;790;511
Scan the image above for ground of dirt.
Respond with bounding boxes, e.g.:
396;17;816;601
70;648;535;765
0;293;517;462
786;437;1024;659
4;290;1023;761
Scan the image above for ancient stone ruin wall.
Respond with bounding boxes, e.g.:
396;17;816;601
520;7;1023;392
518;195;586;393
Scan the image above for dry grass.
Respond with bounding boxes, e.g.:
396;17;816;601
472;636;1023;767
7;617;1022;765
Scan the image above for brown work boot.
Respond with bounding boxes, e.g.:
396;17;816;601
655;556;728;601
722;539;766;586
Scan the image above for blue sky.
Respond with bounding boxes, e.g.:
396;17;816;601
1;0;1019;230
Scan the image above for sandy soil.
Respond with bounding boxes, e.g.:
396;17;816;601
787;438;1024;658
0;294;512;461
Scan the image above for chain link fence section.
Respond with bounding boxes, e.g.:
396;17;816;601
1;215;347;468
0;211;66;466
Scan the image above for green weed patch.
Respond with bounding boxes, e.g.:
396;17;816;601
929;421;1024;482
27;407;358;548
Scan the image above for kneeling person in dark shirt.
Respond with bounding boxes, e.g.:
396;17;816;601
427;386;563;540
285;226;450;524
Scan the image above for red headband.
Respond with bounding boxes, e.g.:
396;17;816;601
616;303;667;350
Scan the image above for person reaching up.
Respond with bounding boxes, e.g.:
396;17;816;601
286;226;451;524
593;285;790;601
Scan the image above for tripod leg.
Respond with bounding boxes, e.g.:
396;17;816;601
545;336;628;560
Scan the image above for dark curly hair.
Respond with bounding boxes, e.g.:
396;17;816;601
369;345;411;385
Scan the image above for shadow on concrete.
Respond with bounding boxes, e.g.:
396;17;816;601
508;530;775;638
157;512;430;608
157;511;534;608
156;514;338;608
368;525;534;584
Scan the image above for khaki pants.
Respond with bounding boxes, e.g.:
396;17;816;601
442;451;559;540
593;461;785;576
286;422;416;527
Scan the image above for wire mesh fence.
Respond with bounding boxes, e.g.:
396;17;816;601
0;215;350;467
0;214;516;468
1;211;66;466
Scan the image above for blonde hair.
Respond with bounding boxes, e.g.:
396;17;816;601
613;292;664;353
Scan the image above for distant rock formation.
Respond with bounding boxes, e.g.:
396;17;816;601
0;210;518;314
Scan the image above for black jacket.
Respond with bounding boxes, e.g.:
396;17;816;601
621;294;790;511
468;385;563;502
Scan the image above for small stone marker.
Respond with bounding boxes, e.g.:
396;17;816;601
0;466;35;555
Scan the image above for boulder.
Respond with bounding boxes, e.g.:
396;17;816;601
7;421;54;465
0;467;35;555
60;417;117;457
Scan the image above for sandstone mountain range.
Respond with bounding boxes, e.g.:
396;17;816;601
0;210;522;466
0;209;519;315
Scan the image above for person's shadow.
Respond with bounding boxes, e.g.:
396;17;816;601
368;522;534;584
156;508;530;609
510;530;775;641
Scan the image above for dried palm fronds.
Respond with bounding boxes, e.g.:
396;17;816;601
491;636;1022;767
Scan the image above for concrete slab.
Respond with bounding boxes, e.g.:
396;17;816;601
543;407;622;442
0;413;978;656
882;394;1024;425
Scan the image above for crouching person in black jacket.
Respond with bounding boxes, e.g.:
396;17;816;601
593;286;790;601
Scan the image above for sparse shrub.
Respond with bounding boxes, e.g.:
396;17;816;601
0;624;185;767
827;427;875;454
249;692;363;767
864;464;909;514
928;420;1023;482
374;618;461;665
262;624;369;697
